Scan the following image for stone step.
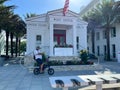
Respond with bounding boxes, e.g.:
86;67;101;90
49;56;81;61
28;64;103;72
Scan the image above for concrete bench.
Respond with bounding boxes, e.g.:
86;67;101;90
49;74;120;90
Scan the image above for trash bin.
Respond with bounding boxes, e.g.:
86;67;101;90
0;56;4;66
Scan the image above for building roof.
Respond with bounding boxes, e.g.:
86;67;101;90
26;8;81;21
79;0;100;17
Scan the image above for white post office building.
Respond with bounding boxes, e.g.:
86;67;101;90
26;9;87;56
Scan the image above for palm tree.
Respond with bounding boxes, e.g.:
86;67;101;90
82;10;101;54
9;14;20;57
1;11;13;56
83;0;120;61
113;1;120;22
17;20;26;56
24;13;37;19
3;12;26;57
0;0;15;26
96;0;120;60
13;17;26;57
0;0;15;56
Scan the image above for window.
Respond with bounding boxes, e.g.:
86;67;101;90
103;30;106;39
112;44;116;58
111;27;116;37
76;36;79;50
36;35;41;41
36;35;41;45
97;46;100;56
96;32;100;40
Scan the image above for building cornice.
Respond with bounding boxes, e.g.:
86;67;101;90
25;13;47;21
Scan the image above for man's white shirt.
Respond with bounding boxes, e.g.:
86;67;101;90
34;50;42;59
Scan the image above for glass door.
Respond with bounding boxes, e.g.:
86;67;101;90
54;30;66;46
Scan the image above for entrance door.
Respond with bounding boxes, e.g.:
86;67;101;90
54;30;66;46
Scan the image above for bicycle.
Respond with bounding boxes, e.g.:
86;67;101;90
33;56;54;75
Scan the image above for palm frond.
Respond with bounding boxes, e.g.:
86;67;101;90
0;0;9;5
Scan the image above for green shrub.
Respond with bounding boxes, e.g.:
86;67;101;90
48;60;63;66
80;50;88;64
42;53;46;62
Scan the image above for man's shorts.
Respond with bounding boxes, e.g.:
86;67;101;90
36;58;43;65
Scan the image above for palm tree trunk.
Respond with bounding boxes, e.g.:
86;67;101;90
18;38;21;56
106;26;110;61
15;36;18;57
0;28;1;33
10;32;14;57
6;31;9;56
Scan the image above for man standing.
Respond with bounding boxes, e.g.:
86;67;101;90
34;46;44;73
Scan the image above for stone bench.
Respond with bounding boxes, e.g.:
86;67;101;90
49;74;120;90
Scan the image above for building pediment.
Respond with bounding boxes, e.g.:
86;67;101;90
47;8;80;18
26;8;82;22
26;8;87;28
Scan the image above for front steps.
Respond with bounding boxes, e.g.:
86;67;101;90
49;56;81;61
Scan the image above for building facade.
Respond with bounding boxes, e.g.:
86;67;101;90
80;0;120;61
26;9;88;56
87;24;120;60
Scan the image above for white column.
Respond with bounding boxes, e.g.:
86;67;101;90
49;23;54;56
73;24;77;56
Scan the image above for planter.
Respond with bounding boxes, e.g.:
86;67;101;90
54;47;73;56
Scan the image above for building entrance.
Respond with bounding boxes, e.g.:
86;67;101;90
54;30;66;46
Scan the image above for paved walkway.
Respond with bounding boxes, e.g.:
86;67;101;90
0;61;120;90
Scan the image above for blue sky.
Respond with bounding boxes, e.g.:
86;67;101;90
5;0;92;19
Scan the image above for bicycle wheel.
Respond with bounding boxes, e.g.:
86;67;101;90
48;68;54;75
33;68;40;75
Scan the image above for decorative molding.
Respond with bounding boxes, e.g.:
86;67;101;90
53;17;73;23
38;24;47;27
63;19;73;22
27;23;47;27
76;25;84;29
27;23;37;26
54;18;61;21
